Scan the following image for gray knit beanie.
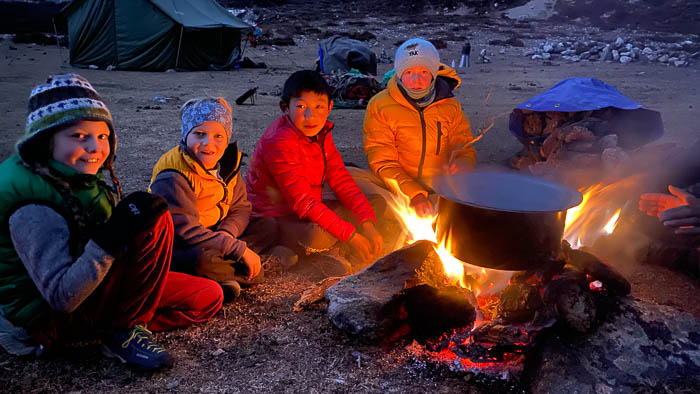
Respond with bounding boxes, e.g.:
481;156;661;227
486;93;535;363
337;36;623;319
394;38;440;79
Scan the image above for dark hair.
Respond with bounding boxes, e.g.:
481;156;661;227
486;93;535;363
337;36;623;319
280;70;331;104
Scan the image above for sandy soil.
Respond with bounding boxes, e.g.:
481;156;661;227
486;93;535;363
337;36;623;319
1;7;700;393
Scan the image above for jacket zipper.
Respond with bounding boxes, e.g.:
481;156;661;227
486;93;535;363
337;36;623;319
417;109;427;182
317;136;327;185
215;179;227;225
436;121;442;155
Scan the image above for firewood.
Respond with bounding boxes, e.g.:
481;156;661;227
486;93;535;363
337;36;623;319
497;282;543;324
565;141;596;153
523;112;543;135
540;128;564;159
562;124;596;143
471;322;531;345
543;111;568;135
543;270;597;334
294;276;344;311
401;284;477;342
564;246;631;297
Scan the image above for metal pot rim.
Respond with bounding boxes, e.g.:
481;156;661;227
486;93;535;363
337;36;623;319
433;172;582;213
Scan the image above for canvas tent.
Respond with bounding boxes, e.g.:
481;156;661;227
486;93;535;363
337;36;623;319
60;0;252;71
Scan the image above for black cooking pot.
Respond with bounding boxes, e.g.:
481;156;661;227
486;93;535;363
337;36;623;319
433;172;582;271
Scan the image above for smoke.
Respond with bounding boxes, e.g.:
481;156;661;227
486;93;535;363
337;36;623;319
567;137;700;278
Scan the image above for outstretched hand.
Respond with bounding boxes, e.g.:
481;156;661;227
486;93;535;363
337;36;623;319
640;185;700;236
639;185;691;218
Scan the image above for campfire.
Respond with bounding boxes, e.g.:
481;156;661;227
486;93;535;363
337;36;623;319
325;173;633;380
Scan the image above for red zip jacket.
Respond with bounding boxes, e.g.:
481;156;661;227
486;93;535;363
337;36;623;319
246;115;376;242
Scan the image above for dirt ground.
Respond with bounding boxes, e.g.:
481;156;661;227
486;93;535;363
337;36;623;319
1;4;700;393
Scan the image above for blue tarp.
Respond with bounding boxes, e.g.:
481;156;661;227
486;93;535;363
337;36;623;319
510;77;663;149
516;78;644;112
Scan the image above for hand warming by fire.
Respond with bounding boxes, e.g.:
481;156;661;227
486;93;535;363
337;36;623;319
640;185;700;236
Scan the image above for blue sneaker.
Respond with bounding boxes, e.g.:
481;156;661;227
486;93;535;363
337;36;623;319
101;325;173;370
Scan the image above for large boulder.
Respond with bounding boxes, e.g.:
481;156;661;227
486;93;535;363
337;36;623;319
325;241;473;341
529;298;700;393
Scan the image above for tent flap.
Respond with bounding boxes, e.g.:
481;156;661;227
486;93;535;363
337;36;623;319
150;0;251;29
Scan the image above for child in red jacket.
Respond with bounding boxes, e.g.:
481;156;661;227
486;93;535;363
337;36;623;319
246;70;383;276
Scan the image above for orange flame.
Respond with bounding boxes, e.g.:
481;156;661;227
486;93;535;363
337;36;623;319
384;179;512;296
564;181;627;248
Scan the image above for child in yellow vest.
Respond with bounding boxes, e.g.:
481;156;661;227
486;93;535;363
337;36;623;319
150;97;269;298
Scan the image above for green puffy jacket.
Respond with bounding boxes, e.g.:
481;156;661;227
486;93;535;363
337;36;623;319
0;156;113;329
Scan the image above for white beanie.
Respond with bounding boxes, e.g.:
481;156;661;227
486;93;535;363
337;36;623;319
394;38;440;79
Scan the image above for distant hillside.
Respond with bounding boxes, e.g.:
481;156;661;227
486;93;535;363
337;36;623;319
553;0;700;34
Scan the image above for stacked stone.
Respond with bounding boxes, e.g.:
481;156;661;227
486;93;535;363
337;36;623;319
523;36;696;67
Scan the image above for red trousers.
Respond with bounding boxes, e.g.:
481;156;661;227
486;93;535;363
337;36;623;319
32;213;223;348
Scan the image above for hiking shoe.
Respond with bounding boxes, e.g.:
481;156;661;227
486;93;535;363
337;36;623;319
219;280;241;301
101;325;173;371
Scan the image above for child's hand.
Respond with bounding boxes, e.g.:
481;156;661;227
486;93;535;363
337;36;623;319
94;192;168;256
639;185;694;218
443;162;460;175
348;232;374;263
659;204;700;235
241;247;262;279
409;194;435;218
360;221;383;257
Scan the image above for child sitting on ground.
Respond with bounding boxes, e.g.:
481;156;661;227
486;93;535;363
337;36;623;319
150;97;269;298
359;38;476;217
0;74;223;371
246;70;383;276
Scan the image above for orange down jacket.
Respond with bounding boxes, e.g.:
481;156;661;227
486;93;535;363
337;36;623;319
363;64;476;200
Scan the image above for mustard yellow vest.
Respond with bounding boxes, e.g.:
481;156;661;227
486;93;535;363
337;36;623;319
149;145;242;228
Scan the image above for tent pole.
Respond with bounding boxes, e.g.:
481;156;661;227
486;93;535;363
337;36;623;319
175;25;184;69
52;17;65;65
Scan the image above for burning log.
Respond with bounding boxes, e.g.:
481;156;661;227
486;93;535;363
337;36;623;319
562;241;631;296
496;282;543;324
511;258;566;285
471;323;531;346
543;270;597;334
400;284;476;342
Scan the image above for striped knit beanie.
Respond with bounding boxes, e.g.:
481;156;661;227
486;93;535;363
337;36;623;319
17;73;115;165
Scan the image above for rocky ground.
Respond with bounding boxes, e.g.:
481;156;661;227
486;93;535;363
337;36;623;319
0;1;700;392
